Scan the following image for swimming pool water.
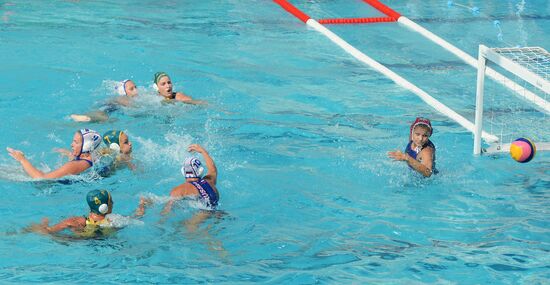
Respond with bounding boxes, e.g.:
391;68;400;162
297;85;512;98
0;0;549;283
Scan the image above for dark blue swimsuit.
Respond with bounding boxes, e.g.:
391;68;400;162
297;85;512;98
99;103;120;115
191;179;219;208
405;140;438;174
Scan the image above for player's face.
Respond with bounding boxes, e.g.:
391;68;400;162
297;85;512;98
411;126;430;147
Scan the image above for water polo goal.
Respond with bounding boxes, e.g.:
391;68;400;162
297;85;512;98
273;0;550;155
474;45;550;155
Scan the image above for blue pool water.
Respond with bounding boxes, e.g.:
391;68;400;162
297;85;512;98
0;0;549;283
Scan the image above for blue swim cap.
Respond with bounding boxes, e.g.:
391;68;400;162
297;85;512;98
86;189;112;214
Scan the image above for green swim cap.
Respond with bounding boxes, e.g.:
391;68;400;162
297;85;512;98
154;72;169;84
103;130;123;147
86;190;112;214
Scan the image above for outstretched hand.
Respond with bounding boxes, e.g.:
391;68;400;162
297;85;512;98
188;144;206;154
27;218;50;234
134;197;153;218
6;147;26;162
388;150;408;161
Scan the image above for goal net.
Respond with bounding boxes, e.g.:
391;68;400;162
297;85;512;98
473;45;550;155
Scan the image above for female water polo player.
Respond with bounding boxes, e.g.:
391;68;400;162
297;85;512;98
7;129;102;179
70;79;139;122
101;129;135;170
153;72;205;104
28;190;116;237
160;144;219;214
388;117;437;177
136;144;220;216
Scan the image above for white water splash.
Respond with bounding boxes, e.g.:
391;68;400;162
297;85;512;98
104;213;144;228
134;132;194;166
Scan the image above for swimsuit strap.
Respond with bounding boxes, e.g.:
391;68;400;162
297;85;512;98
404;141;418;160
74;156;93;167
425;139;436;150
85;216;99;226
85;216;108;226
405;140;438;174
405;140;436;160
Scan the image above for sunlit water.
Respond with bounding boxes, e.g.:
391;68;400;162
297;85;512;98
0;0;548;284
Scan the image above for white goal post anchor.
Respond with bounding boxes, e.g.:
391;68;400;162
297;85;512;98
473;44;550;155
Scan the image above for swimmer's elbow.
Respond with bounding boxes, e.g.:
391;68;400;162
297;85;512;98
422;169;433;178
29;172;47;179
42;172;64;179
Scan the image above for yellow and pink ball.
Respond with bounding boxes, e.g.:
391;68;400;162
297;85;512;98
510;138;536;163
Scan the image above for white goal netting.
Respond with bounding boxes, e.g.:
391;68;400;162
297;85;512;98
474;45;550;154
492;47;549;83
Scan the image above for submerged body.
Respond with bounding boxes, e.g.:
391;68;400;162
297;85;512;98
71;80;139;123
153;72;205;105
28;190;116;238
28;190;146;239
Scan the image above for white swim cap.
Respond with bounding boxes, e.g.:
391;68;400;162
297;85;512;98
80;129;102;154
115;79;130;96
181;157;204;179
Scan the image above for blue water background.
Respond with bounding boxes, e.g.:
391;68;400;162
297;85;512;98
0;0;548;283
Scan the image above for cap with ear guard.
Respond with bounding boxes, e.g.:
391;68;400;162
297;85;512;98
115;79;130;96
79;129;102;155
103;130;123;152
153;72;168;91
181;157;204;179
86;189;112;215
409;117;433;140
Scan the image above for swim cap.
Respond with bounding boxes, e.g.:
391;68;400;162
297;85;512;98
86;189;112;215
154;72;169;85
79;129;102;154
181;157;204;179
103;130;123;150
409;117;433;139
115;79;130;96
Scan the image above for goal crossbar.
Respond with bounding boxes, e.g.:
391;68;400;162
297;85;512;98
483;47;550;94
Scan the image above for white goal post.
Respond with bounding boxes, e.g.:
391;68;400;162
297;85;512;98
473;45;550;155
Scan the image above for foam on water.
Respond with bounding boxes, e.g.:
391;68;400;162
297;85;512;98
0;0;548;283
105;213;144;228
